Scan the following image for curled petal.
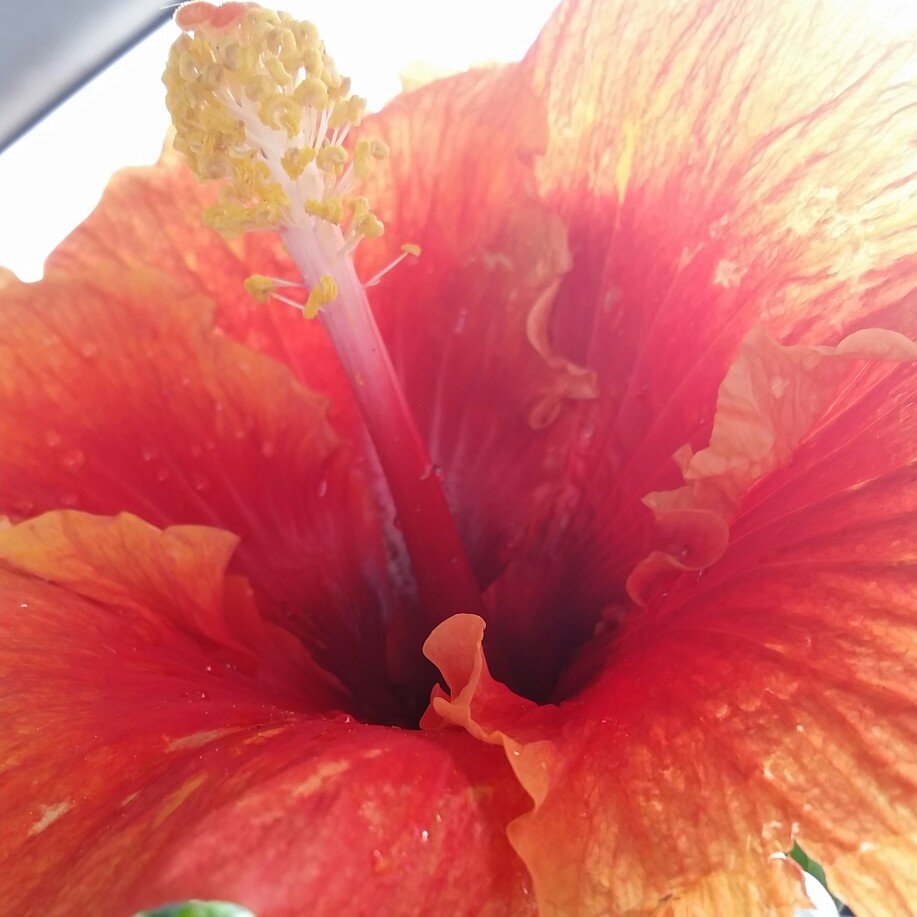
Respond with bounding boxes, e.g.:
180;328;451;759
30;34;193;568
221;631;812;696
628;325;917;602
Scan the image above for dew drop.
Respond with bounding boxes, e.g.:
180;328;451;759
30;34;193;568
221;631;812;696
316;477;328;497
141;446;155;462
198;691;209;701
452;308;469;335
60;493;79;507
155;467;171;483
61;449;86;472
192;473;209;492
19;602;29;609
420;830;429;843
260;439;276;458
205;665;212;673
420;464;444;482
44;430;62;448
769;376;788;399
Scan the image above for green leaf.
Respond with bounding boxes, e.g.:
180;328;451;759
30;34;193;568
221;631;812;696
789;843;848;912
135;902;257;917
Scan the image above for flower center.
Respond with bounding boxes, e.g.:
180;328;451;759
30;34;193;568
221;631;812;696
164;2;485;711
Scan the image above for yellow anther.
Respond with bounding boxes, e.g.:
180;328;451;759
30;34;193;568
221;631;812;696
265;56;290;86
244;74;275;101
327;98;352;131
353;138;389;181
402;243;421;257
259;94;301;136
244;274;276;303
305;198;345;224
315;145;348;173
358;213;385;239
304;275;338;319
282;147;315;180
292;75;328;108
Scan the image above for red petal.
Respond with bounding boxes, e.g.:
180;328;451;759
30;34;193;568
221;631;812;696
0;269;399;717
628;326;917;602
358;66;598;588
422;334;917;913
1;513;535;916
482;0;917;695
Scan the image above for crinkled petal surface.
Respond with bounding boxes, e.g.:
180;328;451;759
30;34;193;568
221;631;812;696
424;328;917;916
0;512;535;917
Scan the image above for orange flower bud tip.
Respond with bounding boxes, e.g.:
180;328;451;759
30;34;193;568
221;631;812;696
175;2;256;32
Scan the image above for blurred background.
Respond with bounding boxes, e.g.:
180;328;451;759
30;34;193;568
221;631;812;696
0;0;561;280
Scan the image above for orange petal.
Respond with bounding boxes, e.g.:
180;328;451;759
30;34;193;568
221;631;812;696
44;149;356;432
0;267;401;718
0;512;535;916
422;351;917;913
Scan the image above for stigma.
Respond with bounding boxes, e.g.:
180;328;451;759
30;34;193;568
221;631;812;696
164;2;390;313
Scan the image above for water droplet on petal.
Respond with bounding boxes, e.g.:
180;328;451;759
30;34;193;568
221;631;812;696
141;446;155;462
60;493;79;507
155;467;171;483
769;376;788;398
261;440;276;458
44;431;62;448
192;473;209;492
61;449;85;472
316;477;328;497
80;342;99;359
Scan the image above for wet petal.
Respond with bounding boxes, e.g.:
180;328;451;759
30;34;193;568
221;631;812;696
0;268;397;717
485;0;917;697
423;349;917;913
0;512;535;916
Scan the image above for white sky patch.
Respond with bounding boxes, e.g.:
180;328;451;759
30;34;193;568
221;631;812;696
28;800;74;837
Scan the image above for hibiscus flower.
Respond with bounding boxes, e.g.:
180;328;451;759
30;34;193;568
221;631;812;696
2;0;915;914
